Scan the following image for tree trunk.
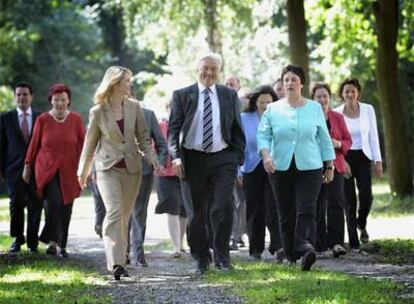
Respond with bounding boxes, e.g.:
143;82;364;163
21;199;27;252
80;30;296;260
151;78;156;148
373;0;413;196
286;0;310;96
203;0;224;68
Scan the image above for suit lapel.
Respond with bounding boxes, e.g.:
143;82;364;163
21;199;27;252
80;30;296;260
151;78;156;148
215;85;226;130
188;84;199;119
11;110;26;144
102;102;124;141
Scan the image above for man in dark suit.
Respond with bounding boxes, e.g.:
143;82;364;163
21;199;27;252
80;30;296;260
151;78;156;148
0;82;42;253
130;107;168;267
168;54;245;273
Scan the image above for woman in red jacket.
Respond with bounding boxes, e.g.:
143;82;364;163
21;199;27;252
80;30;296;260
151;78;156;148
311;83;352;257
23;83;85;257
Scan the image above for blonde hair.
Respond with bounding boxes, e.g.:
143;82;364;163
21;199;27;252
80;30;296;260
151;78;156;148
94;66;132;104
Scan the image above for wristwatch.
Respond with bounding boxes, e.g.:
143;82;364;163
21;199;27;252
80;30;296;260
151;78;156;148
325;166;334;171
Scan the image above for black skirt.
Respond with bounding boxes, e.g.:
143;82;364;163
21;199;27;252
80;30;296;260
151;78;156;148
154;176;186;217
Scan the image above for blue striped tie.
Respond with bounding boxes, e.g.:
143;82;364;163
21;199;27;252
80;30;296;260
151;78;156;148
202;88;213;152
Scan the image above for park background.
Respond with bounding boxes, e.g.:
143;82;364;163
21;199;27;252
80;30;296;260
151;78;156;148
1;0;413;199
0;1;414;303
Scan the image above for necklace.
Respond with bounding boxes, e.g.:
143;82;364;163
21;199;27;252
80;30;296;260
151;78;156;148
49;110;70;123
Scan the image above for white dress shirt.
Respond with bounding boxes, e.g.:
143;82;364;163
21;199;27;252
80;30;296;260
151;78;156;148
16;107;33;135
183;82;227;152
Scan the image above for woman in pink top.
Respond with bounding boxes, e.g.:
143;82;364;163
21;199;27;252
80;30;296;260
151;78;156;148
311;83;352;257
154;103;187;258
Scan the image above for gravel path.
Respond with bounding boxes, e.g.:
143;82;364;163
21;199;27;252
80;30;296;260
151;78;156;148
71;236;244;304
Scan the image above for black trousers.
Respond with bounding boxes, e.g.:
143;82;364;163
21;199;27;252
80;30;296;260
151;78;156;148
244;161;278;255
315;171;345;251
40;174;73;249
266;174;282;252
184;149;237;266
272;160;322;261
8;178;42;249
344;150;373;249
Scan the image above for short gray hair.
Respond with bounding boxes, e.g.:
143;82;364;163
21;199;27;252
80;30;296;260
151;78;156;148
198;53;222;68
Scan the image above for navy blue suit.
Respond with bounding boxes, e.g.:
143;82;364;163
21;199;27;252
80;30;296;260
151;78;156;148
0;108;42;249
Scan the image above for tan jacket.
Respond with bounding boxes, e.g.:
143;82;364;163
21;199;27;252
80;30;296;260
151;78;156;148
77;98;155;178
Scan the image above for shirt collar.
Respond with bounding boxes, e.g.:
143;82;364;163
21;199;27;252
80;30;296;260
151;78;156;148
198;82;217;95
16;107;32;117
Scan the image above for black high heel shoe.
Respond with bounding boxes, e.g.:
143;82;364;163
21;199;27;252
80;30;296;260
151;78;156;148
113;265;124;281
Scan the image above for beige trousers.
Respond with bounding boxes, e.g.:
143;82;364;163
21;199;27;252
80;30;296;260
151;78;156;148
96;167;141;271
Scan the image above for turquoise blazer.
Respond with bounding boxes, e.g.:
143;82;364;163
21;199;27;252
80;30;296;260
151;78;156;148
257;99;335;171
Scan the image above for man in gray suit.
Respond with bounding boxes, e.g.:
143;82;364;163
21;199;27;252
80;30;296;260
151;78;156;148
130;108;168;267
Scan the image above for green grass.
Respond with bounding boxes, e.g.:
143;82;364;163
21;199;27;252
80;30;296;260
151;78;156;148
206;259;409;304
0;204;9;222
144;239;174;252
0;235;111;304
362;239;414;265
370;178;414;217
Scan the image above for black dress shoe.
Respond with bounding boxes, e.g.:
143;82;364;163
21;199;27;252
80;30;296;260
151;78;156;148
229;239;238;251
276;248;285;263
197;259;210;275
237;239;245;248
60;249;69;258
251;252;262;260
113;265;125;280
46;245;57;255
28;247;38;254
9;241;21;253
135;254;148;267
301;249;316;271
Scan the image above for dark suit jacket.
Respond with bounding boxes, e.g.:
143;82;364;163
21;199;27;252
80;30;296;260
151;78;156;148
142;108;168;176
168;83;245;166
0;108;41;191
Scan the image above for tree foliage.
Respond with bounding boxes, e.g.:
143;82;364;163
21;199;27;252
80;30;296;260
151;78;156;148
0;0;107;115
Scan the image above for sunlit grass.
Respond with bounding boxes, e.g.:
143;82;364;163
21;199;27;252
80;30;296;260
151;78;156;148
362;239;414;265
0;204;9;222
144;239;174;252
206;258;409;304
0;234;110;304
370;178;414;217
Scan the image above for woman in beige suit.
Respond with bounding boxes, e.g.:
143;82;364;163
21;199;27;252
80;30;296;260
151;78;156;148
77;66;158;280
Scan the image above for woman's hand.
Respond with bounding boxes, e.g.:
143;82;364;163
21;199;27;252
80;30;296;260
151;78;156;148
343;160;352;179
332;139;342;149
173;162;185;179
263;156;276;173
374;161;383;178
323;168;334;184
22;164;32;184
78;175;89;190
151;158;160;174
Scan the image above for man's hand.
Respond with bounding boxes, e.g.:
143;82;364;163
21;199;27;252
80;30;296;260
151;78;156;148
236;176;243;187
22;164;31;184
78;175;89;190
